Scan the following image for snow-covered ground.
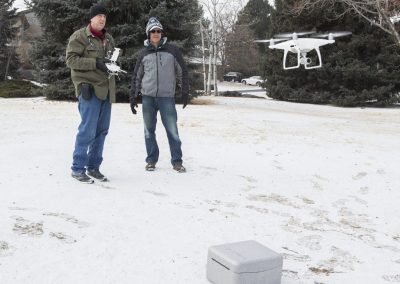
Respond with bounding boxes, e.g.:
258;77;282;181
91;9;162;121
0;95;399;284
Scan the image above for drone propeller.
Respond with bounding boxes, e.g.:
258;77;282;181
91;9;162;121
313;31;352;40
254;38;287;43
274;31;315;39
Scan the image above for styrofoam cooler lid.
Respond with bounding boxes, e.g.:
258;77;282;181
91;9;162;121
208;240;283;273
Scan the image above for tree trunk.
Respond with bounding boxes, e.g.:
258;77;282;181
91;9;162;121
200;21;207;92
207;39;213;95
213;3;218;96
4;47;12;81
207;4;215;96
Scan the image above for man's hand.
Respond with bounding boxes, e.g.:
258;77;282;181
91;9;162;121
182;93;189;109
130;96;138;115
96;58;111;73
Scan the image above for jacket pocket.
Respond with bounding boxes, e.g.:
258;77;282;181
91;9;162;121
80;83;93;100
85;47;98;58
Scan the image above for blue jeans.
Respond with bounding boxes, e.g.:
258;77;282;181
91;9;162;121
71;92;111;173
142;96;182;165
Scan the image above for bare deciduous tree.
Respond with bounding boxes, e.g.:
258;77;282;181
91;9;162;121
225;24;260;76
290;0;400;47
200;0;246;95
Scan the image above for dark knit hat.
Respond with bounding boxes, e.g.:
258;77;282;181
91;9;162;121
145;17;163;36
89;4;108;20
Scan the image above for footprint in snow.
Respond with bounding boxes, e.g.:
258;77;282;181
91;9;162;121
8;206;39;212
313;174;329;181
382;274;400;282
246;205;269;214
0;241;16;257
311;180;324;191
239;175;258;183
319;246;360;272
352;171;367;180
296;235;322;251
49;232;77;244
11;216;44;236
359;186;369;194
144;190;168;197
42;212;90;228
377;169;386;175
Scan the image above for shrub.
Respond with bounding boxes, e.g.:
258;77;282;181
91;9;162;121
0;80;40;98
219;91;243;97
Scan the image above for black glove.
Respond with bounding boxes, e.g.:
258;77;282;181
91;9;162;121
96;58;111;73
130;96;138;115
182;93;189;109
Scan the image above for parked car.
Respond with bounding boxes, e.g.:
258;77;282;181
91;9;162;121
241;76;265;86
223;72;243;82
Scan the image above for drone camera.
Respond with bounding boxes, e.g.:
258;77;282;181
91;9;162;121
300;57;312;65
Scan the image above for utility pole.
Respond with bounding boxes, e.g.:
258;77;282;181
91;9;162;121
200;21;207;92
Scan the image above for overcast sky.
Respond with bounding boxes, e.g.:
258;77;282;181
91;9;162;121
14;0;274;13
14;0;27;11
13;0;275;21
13;0;250;12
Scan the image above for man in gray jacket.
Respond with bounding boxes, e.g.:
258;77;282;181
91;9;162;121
130;17;189;173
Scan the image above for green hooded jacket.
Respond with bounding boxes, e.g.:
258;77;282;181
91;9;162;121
66;26;116;103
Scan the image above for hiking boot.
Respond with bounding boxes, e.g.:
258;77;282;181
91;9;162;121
173;163;186;173
87;169;108;182
71;171;94;184
145;163;156;171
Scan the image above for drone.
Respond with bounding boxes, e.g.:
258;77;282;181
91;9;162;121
105;48;127;78
255;31;351;70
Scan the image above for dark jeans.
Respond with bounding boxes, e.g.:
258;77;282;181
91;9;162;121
71;92;111;173
142;96;183;165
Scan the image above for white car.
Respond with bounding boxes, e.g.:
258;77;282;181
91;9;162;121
241;76;264;86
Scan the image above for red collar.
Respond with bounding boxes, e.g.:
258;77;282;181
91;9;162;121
89;24;105;39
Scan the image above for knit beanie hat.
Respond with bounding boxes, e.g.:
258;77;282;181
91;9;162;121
89;4;108;20
145;17;163;36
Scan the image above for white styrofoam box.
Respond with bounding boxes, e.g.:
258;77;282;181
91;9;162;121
207;240;283;284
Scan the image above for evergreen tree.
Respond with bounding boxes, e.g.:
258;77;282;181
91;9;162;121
224;0;273;77
28;0;202;101
0;0;19;81
271;0;400;106
236;0;273;37
236;0;400;106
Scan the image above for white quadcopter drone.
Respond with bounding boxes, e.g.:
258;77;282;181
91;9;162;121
105;48;127;78
255;31;351;70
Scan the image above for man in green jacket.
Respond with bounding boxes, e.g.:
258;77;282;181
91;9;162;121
66;4;116;183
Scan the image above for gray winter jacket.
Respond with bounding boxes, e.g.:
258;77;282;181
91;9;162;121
130;38;189;99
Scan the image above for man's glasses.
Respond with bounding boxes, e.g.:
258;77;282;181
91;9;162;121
150;30;162;34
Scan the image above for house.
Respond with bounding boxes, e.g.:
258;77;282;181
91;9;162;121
12;9;42;78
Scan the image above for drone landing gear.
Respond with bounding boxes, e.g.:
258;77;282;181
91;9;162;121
283;47;324;70
283;48;301;70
